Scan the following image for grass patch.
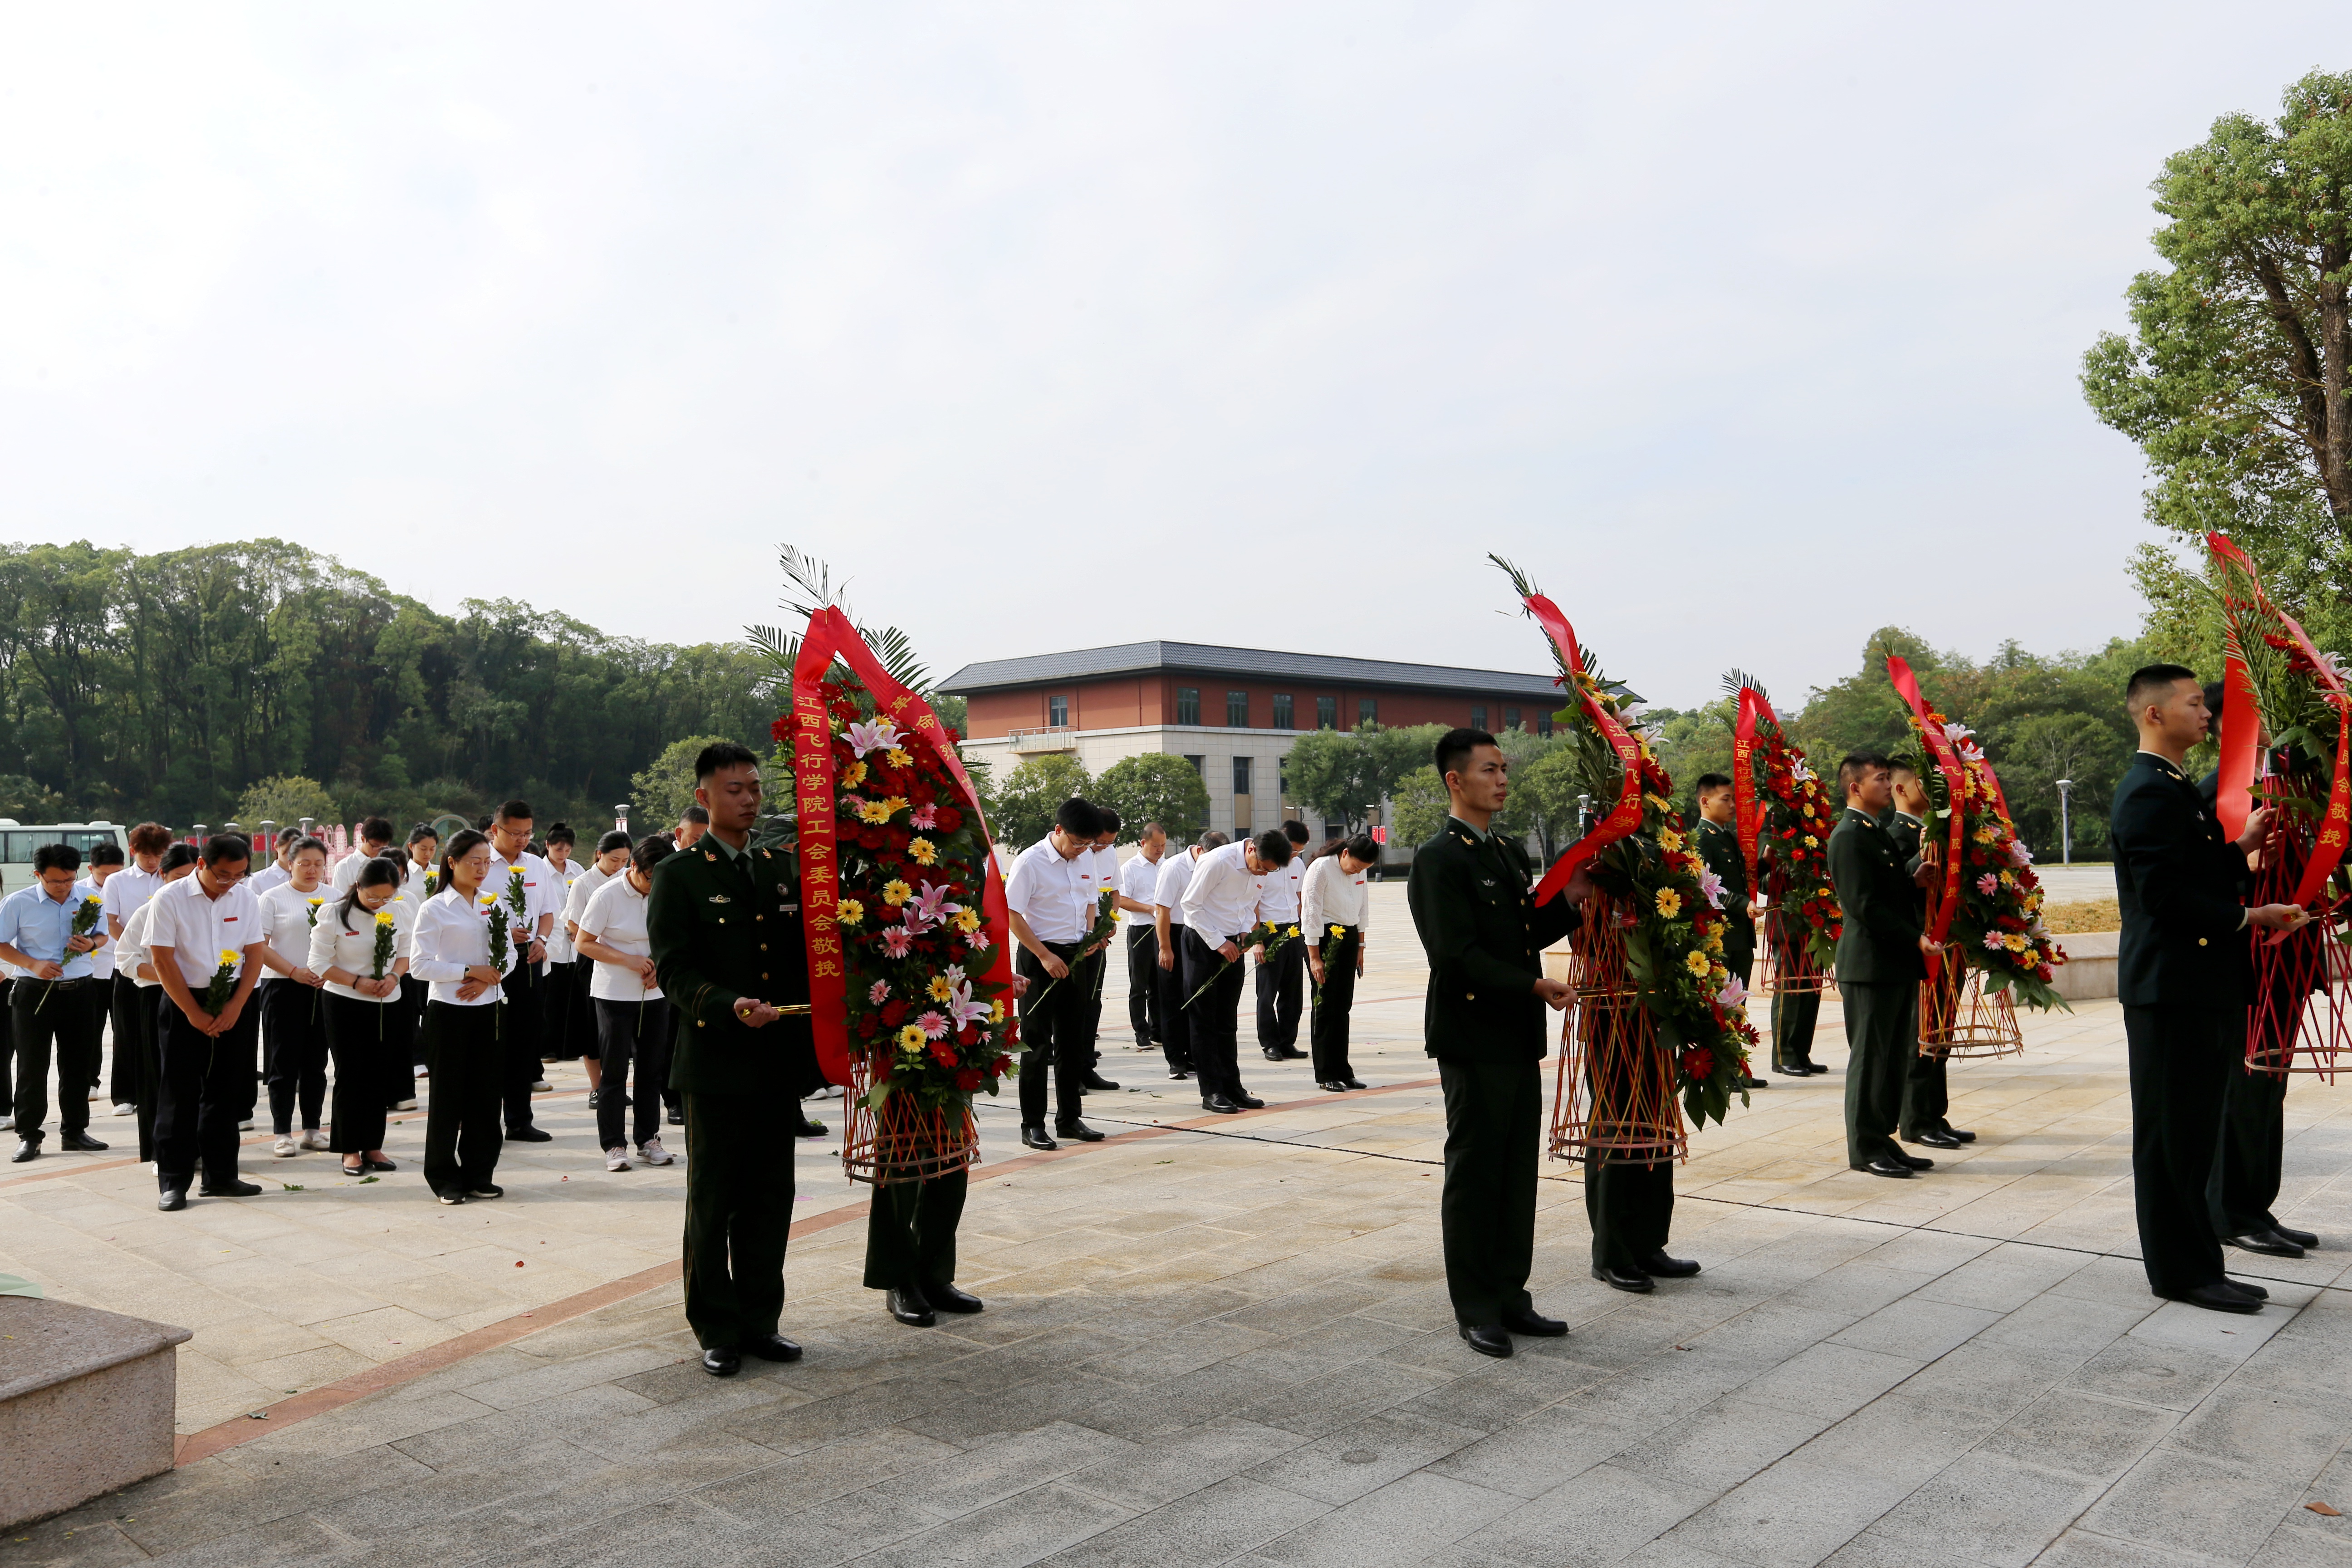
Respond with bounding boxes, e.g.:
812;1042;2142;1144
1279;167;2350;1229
2041;897;2118;934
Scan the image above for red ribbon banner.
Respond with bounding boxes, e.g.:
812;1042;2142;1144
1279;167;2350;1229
789;605;1014;1087
1521;593;1643;906
1731;686;1772;894
1886;656;1965;979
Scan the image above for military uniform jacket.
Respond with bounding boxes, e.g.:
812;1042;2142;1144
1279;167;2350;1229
648;836;819;1099
1692;818;1754;940
1827;806;1926;984
1882;809;1931;926
2113;752;2249;1010
1407;817;1583;1063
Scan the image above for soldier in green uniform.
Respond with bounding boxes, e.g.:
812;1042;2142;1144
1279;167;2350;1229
648;741;818;1377
1885;764;1972;1151
1825;754;1937;1179
1691;774;1766;1090
1407;728;1588;1358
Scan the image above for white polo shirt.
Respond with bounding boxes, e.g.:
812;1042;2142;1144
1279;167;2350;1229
1180;841;1266;939
1256;852;1306;924
1154;848;1202;924
1120;848;1166;909
579;876;662;1002
145;872;265;990
1005;836;1091;944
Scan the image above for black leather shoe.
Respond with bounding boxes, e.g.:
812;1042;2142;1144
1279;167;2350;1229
1742;1074;1769;1089
1944;1127;1978;1142
10;1141;37;1163
505;1125;554;1142
1892;1152;1935;1171
1019;1123;1058;1151
1638;1252;1702;1278
926;1281;983;1313
1318;1081;1350;1093
740;1333;803;1362
1499;1308;1568;1336
586;1090;599;1107
1861;1157;1914;1178
2174;1283;2260;1314
2226;1231;2304;1258
1342;1078;1368;1090
1054;1119;1105;1143
1200;1094;1239;1114
1592;1264;1654;1293
1910;1129;1964;1150
797;1117;827;1138
667;1110;684;1127
61;1131;108;1152
199;1179;263;1197
1459;1322;1513;1357
888;1286;936;1327
2275;1224;2320;1248
1262;1049;1287;1063
1166;1068;1193;1081
157;1188;187;1212
701;1346;741;1376
467;1185;504;1200
1231;1093;1265;1110
1082;1071;1120;1092
2224;1278;2269;1300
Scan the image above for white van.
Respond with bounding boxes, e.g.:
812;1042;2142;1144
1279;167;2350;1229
0;821;132;893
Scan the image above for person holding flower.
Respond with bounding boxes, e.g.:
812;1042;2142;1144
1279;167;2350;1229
392;823;441;1106
311;855;414;1177
409;828;519;1205
561;829;634;1098
1177;827;1295;1115
484;801;560;1143
102;822;175;1118
0;843;112;1163
256;835;334;1157
1005;797;1111;1148
145;835;270;1210
1301;833;1377;1093
1253;820;1313;1063
111;844;200;1165
577;835;677;1170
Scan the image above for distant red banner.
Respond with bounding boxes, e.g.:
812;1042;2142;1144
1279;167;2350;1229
1521;593;1642;906
1887;656;1965;979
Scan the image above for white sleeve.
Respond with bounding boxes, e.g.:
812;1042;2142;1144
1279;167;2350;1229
408;901;468;985
1300;861;1325;934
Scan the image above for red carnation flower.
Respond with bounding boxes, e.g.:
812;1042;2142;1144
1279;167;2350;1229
881;998;908;1026
934;807;963;833
992;1053;1013;1074
1678;1047;1712;1080
955;1068;984;1091
771;715;794;742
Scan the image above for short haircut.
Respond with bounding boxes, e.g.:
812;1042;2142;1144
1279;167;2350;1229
496;799;533;824
160;843;201;875
544;822;575;847
632;835;676;877
202;833;251;868
1694;773;1733;795
597;829;633;855
1888;759;1921;779
127;822;172;856
407;823;440;847
1054;798;1104;838
32;843;82;875
1252;829;1295;867
1094;804;1123;834
680;805;710;825
1435;727;1499;780
2126;663;2200;720
1837;753;1893;793
2203;680;2228;744
286;835;329;861
1139;819;1166;840
1283;818;1310;845
361;816;395;843
693;742;760;781
88;842;125;868
1198;830;1231;850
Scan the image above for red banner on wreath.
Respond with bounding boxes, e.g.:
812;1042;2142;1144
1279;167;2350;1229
1887;656;1965;978
1731;686;1772;893
789;606;1013;1086
1521;592;1643;906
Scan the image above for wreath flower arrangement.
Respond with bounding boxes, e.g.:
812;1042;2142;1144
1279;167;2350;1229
1745;710;1843;971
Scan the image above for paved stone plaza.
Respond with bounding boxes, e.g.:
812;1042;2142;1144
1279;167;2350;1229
5;884;2351;1567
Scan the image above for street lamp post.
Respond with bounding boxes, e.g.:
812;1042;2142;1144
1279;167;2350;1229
1577;793;1592;835
2055;779;2073;867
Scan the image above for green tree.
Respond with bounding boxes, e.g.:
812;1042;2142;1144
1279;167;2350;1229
1093;754;1210;841
630;735;737;829
991;754;1093;849
235;775;342;832
1510;745;1588;861
1390;764;1450;847
2082;71;2352;628
1285;723;1440;831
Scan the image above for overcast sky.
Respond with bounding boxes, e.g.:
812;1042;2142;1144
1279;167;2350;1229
0;6;2335;710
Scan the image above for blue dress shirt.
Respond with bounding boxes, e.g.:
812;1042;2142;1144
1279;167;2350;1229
0;882;103;980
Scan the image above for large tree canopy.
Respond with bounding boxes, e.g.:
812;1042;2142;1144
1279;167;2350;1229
2082;70;2352;622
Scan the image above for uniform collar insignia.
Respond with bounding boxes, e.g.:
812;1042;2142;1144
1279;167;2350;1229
705;851;718;861
709;894;731;904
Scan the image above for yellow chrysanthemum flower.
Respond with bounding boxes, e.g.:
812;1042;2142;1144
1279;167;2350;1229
857;800;894;824
1802;835;1819;849
1658;828;1684;852
953;908;981;933
883;796;910;818
1973;823;1997;845
840;760;868;788
1286;926;1300;938
374;910;395;927
218;948;239;966
907;837;938;866
897;1024;926;1053
882;880;913;906
1684;950;1710;977
1998;870;2015;887
928;975;953;1002
1655;888;1682;920
1328;924;1346;936
885;748;913;769
838;899;865;925
990;999;1006;1023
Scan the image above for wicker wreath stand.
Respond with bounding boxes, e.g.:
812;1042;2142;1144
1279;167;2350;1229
1916;961;2024;1060
1755;907;1835;1002
1548;892;1686;1166
2244;791;2348;1081
840;1048;980;1187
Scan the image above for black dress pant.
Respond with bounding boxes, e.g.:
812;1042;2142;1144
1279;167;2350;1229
862;1166;968;1289
422;1001;505;1197
540;959;584;1060
129;985;163;1163
261;981;329;1133
2208;1063;2288;1240
1838;980;1913;1167
564;959;598;1061
1182;928;1250;1102
10;979;102;1143
497;959;544;1131
1771;988;1822;1073
682;1090;794;1349
594;996;671;1149
1309;928;1362;1083
1437;1054;1542;1326
323;993;398;1156
1587;1157;1675;1271
1125;926;1161;1045
1254;936;1304;1053
108;973;145;1106
1015;942;1087;1126
2125;1002;2233;1297
1156;925;1195;1073
155;998;261;1191
1072;943;1107;1076
1900;1049;1950;1140
397;975;430;1093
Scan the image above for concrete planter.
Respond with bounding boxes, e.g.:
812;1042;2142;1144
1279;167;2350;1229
2051;931;2118;1001
0;1297;191;1530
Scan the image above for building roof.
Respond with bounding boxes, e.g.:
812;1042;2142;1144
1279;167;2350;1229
940;640;1563;701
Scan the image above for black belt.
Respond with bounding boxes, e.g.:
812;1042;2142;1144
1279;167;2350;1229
15;976;94;992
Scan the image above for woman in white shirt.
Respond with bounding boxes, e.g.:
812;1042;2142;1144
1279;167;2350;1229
311;856;415;1176
536;823;587;1073
409;828;519;1205
574;836;675;1169
1301;833;1377;1093
560;830;632;1097
255;837;333;1156
113;844;199;1166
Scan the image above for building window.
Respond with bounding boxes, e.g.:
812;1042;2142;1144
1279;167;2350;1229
1233;755;1254;833
1470;705;1486;731
1184;753;1206;777
1504;706;1520;732
1176;687;1200;725
1538;712;1553;737
1233;755;1252;798
1048;694;1068;727
1358;697;1377;728
1271;693;1294;730
1183;756;1210;828
1316;696;1337;730
1227;690;1249;727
